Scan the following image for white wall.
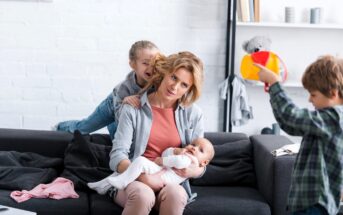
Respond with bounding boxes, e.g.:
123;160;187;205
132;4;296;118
0;0;342;138
0;0;227;133
260;0;343;24
232;0;343;141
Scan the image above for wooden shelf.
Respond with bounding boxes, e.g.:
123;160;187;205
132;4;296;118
237;22;343;30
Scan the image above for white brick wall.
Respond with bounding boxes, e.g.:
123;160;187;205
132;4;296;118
2;0;337;138
0;0;227;133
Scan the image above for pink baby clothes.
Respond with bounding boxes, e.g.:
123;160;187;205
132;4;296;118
10;177;79;203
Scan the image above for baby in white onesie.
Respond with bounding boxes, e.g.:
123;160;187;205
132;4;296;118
88;137;214;194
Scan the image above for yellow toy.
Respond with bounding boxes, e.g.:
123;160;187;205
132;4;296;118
240;36;287;91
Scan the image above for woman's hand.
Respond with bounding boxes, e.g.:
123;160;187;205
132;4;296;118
122;95;141;108
137;170;166;192
117;159;131;173
154;157;163;166
173;165;204;179
254;63;280;85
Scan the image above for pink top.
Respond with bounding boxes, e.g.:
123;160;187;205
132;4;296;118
143;106;181;161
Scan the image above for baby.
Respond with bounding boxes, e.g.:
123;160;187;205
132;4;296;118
88;137;214;193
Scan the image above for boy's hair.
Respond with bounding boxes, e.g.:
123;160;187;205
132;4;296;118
142;51;204;106
302;55;343;98
129;40;158;61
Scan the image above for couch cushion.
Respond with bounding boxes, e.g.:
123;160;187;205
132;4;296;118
61;131;113;190
184;186;270;215
191;132;256;187
0;189;89;215
0;151;63;190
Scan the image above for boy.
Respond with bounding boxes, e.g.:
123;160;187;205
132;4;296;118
255;55;343;215
55;40;159;139
88;138;214;193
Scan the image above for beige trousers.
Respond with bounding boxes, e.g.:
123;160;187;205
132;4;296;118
114;181;188;215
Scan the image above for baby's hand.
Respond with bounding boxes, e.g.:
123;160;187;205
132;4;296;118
123;95;141;108
173;148;187;155
254;63;280;85
154;157;163;166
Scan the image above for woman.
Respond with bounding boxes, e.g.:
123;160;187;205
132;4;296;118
109;51;205;215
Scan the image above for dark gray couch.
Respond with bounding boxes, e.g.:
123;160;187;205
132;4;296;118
0;128;296;215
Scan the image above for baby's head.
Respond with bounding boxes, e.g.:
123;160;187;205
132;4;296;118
128;40;159;87
185;137;215;167
302;55;343;109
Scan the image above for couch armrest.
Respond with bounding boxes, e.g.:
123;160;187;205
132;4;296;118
251;135;296;215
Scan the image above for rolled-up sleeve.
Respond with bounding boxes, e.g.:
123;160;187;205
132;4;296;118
109;104;136;171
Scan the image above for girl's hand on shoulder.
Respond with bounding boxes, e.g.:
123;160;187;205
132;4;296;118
173;165;204;179
123;95;141;108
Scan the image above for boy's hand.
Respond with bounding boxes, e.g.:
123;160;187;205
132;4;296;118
254;63;280;85
123;95;141;108
154;157;163;166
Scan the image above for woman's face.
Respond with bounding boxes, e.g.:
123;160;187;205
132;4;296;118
159;68;194;103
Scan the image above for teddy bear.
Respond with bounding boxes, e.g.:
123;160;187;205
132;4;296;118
240;35;287;92
242;35;272;54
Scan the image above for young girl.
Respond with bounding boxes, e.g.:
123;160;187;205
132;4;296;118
55;40;159;139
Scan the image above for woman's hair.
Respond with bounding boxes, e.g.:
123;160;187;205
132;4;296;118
142;51;204;106
302;55;343;98
128;40;159;61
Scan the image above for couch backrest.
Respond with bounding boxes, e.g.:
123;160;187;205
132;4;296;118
0;128;73;158
191;132;256;187
0;129;257;188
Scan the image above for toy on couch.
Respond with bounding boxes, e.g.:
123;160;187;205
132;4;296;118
240;36;287;91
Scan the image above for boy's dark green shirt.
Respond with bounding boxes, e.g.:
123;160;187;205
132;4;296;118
269;82;343;215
